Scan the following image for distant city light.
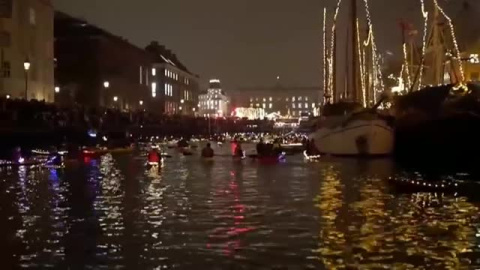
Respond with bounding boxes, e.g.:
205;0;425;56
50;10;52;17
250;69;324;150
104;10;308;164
55;86;60;93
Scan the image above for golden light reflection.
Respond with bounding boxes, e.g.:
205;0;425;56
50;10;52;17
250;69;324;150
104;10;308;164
314;162;480;268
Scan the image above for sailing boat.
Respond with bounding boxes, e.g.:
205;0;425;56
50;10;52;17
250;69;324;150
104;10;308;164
309;0;394;156
394;0;480;167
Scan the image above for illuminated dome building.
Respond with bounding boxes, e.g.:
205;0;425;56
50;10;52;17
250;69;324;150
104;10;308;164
198;79;229;117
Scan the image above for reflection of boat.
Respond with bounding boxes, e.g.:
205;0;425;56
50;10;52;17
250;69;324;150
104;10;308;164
309;0;393;156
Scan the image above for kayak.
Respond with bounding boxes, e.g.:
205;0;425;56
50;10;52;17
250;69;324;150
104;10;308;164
178;147;193;155
303;151;321;161
0;159;42;168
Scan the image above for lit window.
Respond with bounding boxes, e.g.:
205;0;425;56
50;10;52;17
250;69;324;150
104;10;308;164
250;103;253;107
256;103;260;107
292;97;296;102
286;98;289;101
312;103;315;108
299;103;302;108
269;103;272;109
293;111;296;116
263;98;266;102
140;66;143;84
292;103;296;109
250;98;253;102
262;103;266;108
305;97;309;101
255;98;259;101
298;96;302;101
29;8;36;25
165;69;168;76
165;83;168;95
269;97;272;101
152;82;157;97
152;68;156;76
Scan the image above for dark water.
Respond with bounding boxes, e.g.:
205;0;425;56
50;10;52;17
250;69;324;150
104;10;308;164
1;144;480;269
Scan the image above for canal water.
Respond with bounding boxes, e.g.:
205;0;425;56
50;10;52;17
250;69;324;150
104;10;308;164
1;143;480;269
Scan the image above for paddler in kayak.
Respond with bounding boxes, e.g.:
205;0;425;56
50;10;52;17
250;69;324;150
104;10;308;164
147;145;161;165
201;143;214;158
233;142;245;159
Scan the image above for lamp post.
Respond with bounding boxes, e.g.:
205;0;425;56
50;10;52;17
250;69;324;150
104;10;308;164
23;59;31;100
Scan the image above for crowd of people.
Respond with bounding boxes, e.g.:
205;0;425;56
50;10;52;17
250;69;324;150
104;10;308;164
0;98;277;137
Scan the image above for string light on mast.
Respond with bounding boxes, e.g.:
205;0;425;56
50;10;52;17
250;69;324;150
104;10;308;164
418;0;429;90
328;0;343;101
362;0;383;103
432;0;465;83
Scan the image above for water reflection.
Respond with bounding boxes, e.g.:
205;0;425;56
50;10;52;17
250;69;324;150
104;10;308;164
0;148;479;268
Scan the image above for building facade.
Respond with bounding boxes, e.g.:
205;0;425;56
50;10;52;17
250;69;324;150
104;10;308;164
55;12;153;110
146;41;199;116
230;85;322;118
198;79;229;117
54;14;199;114
0;0;54;101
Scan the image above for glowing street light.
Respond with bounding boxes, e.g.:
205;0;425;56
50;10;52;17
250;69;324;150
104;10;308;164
113;96;118;102
103;81;110;88
23;59;31;99
139;100;144;105
6;94;10;99
55;86;60;93
180;99;184;104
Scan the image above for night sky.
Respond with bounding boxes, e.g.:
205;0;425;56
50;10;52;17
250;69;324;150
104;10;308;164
53;0;478;91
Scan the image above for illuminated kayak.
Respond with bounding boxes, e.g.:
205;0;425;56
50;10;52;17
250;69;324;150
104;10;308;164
248;153;286;164
81;148;108;158
0;159;42;168
303;151;321;161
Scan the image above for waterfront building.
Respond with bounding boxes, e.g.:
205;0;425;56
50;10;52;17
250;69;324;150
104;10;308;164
54;13;199;114
0;0;54;101
230;85;322;118
198;79;229;117
145;41;199;116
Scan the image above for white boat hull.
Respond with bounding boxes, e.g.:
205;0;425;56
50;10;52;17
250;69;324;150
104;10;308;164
309;119;394;156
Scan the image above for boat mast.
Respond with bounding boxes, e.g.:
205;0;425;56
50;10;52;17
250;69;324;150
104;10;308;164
351;0;359;102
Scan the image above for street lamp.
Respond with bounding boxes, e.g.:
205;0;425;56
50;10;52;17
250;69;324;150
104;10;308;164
103;81;110;88
55;86;60;93
6;94;10;99
23;59;30;100
180;99;184;104
113;96;118;102
139;100;144;105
